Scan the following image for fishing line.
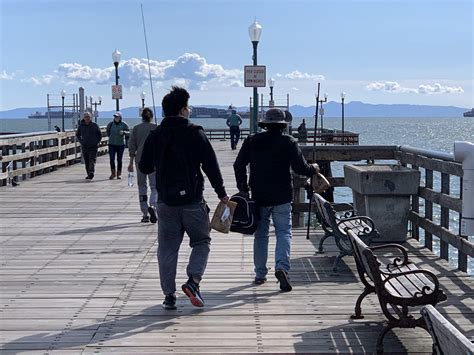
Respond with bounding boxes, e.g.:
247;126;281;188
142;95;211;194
141;3;157;123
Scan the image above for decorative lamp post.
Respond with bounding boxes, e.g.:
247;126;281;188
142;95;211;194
90;95;103;123
248;20;262;134
60;89;66;131
112;49;121;111
268;77;275;107
318;92;328;131
340;92;346;145
140;91;146;108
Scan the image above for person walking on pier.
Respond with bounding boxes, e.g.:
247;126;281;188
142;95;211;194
234;108;319;292
76;111;102;180
140;86;229;310
226;109;242;150
106;111;129;180
128;107;158;223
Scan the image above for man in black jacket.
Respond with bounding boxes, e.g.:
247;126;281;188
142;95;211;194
234;108;318;291
140;86;228;310
76;112;102;180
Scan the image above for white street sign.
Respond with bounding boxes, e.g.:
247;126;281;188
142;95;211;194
244;65;266;87
112;85;122;100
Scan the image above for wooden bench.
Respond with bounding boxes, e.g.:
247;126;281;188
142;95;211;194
312;192;380;271
346;228;447;354
421;305;474;355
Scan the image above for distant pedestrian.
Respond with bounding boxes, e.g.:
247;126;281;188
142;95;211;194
106;111;129;180
128;107;158;223
76;111;102;180
226;109;242;150
234;108;319;291
297;119;308;142
140;86;228;310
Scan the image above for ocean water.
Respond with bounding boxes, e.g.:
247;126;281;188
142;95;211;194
1;116;473;273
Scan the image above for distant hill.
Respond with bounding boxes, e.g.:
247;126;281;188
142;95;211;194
0;102;469;119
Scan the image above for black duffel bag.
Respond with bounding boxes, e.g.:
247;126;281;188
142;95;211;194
230;192;259;235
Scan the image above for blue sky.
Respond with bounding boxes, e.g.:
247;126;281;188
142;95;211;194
0;0;472;111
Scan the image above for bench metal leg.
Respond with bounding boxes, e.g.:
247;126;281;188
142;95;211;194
317;233;332;254
350;287;374;319
376;322;396;354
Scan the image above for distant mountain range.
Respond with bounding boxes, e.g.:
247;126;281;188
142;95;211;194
0;101;469;119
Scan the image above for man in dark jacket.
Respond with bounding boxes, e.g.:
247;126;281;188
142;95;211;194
140;86;228;310
76;111;102;180
234;108;319;291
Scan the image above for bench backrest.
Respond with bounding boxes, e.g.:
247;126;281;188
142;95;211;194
346;229;381;284
421;305;474;355
313;193;337;228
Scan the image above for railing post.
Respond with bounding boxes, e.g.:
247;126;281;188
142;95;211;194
29;142;35;178
440;173;450;260
411;164;420;240
12;144;18;184
21;143;26;181
458;177;468;272
1;145;8;186
425;169;433;250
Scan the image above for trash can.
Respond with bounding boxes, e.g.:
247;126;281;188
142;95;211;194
344;164;420;242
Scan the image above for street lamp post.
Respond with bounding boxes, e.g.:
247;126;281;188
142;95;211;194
140;91;146;108
268;78;275;107
340;92;346;145
248;20;262;134
90;95;102;123
60;90;66;131
112;49;121;111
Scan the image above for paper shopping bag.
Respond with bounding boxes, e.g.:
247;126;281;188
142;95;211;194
210;200;237;234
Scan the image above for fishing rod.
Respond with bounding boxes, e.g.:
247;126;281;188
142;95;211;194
140;3;157;124
306;82;321;240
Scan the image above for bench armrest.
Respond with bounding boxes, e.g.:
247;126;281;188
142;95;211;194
338;216;376;235
382;269;441;296
369;244;409;269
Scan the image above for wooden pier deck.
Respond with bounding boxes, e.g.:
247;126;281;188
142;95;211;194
1;141;472;354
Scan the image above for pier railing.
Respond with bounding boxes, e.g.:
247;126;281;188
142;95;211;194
204;128;359;145
0;129;109;185
293;145;473;273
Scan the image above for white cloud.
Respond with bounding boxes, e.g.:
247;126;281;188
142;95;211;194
292;87;300;91
21;74;56;86
285;70;325;81
0;70;14;80
366;81;463;94
55;53;243;90
418;83;464;94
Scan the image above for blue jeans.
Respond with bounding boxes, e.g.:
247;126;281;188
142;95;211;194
254;202;292;279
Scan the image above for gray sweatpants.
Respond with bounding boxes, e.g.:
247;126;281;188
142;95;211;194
135;162;157;216
157;200;211;296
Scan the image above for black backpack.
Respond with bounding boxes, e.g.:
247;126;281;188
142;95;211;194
230;192;259;235
155;124;199;206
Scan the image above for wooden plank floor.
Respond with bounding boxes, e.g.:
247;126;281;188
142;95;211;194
0;141;472;354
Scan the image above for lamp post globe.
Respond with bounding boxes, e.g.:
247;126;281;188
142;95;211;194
98;95;102;104
248;20;262;134
112;49;121;111
112;49;121;65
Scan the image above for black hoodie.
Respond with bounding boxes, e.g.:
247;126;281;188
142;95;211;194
234;129;316;206
139;116;226;205
76;119;102;148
